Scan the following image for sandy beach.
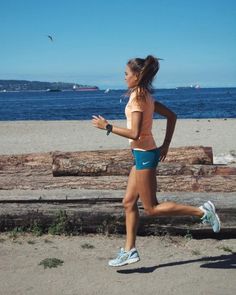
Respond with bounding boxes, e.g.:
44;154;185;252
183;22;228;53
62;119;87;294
0;119;235;164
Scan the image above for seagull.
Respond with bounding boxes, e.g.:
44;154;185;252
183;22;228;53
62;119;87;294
47;35;54;42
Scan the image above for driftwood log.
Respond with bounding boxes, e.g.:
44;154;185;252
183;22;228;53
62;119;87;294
0;147;236;192
0;191;235;238
0;174;236;192
52;146;214;176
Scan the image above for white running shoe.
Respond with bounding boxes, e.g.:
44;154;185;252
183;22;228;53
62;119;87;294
108;248;140;267
199;201;221;233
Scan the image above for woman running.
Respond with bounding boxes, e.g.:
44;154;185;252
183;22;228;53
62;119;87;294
92;55;220;267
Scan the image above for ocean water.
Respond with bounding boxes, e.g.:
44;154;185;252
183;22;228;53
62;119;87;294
0;88;235;121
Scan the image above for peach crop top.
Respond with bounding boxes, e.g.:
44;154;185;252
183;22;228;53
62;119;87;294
125;91;157;150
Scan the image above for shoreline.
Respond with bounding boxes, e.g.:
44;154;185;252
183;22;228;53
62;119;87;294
0;119;235;163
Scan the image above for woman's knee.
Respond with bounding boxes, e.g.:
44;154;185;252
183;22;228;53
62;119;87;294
122;195;138;211
144;206;156;216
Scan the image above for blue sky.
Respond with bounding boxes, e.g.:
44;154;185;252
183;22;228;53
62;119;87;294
0;0;235;89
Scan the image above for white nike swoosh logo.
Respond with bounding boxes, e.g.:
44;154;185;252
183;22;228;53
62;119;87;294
142;161;150;165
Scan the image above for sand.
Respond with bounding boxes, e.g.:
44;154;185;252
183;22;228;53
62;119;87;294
0;233;235;295
0;119;235;164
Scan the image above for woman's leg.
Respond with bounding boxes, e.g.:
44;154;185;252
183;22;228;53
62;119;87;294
136;168;204;217
123;165;140;251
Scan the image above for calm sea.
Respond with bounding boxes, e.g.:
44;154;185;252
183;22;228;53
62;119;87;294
0;88;235;121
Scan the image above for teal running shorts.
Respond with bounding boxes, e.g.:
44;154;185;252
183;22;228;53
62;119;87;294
131;148;161;170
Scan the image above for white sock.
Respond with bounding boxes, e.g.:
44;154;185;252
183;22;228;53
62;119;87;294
199;206;207;219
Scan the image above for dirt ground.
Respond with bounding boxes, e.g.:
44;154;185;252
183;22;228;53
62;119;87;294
0;233;235;295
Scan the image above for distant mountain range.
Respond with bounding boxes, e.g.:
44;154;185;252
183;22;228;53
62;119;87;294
0;80;98;91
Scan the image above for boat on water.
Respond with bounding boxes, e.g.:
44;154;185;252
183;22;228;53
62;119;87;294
46;89;62;92
73;85;99;91
104;88;110;93
176;84;200;90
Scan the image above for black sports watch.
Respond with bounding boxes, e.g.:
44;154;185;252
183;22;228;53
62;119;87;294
106;124;113;136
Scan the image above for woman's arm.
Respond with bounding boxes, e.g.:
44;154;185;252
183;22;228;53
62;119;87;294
154;100;177;146
92;111;143;140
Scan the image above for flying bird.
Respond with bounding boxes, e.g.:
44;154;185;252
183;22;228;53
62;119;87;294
47;35;54;42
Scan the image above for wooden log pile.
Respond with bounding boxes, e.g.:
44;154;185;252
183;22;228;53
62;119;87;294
0;146;235;236
0;146;235;192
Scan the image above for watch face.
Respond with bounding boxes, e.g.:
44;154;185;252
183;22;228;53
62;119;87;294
106;124;112;135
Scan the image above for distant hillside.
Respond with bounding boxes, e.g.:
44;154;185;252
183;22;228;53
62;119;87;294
0;80;98;91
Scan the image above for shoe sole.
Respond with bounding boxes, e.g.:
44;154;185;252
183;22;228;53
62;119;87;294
207;201;216;213
108;257;140;267
211;211;221;233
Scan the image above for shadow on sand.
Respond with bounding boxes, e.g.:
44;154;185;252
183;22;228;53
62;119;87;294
117;253;236;274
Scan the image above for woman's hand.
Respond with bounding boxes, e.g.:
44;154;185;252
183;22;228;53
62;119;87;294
158;143;170;162
92;115;109;130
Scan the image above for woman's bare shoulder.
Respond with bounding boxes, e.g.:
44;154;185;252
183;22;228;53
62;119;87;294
130;88;139;97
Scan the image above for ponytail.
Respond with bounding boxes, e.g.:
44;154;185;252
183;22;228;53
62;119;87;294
127;55;163;103
138;55;161;87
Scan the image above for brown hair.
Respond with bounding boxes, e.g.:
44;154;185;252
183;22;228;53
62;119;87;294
127;55;162;103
